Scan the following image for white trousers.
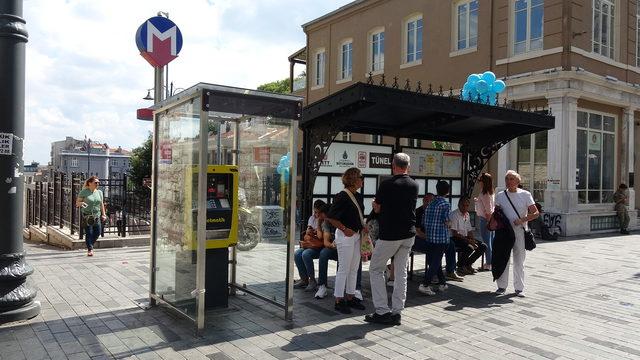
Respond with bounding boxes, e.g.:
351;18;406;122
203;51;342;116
497;226;526;292
333;229;361;298
369;237;415;315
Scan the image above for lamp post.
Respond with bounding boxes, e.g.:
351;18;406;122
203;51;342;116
86;138;91;177
0;0;41;323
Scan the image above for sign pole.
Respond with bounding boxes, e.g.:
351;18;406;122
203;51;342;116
154;66;165;104
0;0;41;323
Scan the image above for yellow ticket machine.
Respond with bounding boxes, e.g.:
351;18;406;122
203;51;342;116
186;165;239;249
186;165;239;308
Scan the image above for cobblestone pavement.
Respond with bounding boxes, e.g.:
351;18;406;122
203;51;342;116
1;233;639;360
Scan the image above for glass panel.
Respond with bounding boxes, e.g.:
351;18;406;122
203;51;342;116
588;131;601;190
154;97;201;317
416;19;423;60
577;111;588;127
331;176;343;195
593;7;600;53
229;113;294;305
427;179;438;193
515;0;527;11
589;113;602;130
602;190;614;203
517;135;531;163
363;176;377;195
534;131;547;163
416;178;426;195
451;180;461;196
458;4;467;50
603;116;615;132
515;8;527;44
313;175;328;194
576;129;587;190
588;190;601;203
533;190;544;203
469;1;478;47
602;133;615;190
578;190;587;204
407;21;415;62
530;3;544;42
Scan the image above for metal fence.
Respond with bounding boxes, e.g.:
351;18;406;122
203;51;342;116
25;172;150;239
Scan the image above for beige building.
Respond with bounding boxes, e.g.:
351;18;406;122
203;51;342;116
290;0;640;235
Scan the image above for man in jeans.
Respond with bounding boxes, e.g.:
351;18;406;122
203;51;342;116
365;153;418;325
419;181;451;296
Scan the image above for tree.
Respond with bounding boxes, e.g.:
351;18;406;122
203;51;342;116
257;72;305;94
128;132;152;195
257;78;291;94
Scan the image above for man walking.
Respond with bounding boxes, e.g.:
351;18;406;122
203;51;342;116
614;183;630;235
365;153;418;325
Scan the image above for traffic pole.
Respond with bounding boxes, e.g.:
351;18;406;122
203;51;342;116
0;0;41;323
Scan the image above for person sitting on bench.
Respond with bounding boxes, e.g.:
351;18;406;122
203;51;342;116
450;197;487;275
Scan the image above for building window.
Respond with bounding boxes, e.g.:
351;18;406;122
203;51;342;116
70;158;78;168
111;159;118;166
455;0;479;50
339;132;351;142
404;15;423;64
368;28;385;73
593;0;615;59
576;111;616;204
513;0;544;55
637;4;640;66
314;49;325;87
516;131;547;203
338;40;353;81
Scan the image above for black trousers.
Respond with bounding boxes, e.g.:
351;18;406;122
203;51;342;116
452;237;487;267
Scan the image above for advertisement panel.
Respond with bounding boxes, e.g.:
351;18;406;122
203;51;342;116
319;142;393;175
401;147;462;178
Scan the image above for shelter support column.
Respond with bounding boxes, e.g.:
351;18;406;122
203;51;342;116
544;96;578;214
622;107;635;209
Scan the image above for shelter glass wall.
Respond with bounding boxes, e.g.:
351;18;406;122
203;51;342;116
208;111;296;306
152;97;202;318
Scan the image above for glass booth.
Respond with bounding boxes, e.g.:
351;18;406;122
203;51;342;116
149;83;301;332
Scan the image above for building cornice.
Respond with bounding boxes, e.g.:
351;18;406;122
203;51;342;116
302;0;381;32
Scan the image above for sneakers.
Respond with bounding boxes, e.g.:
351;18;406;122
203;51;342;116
446;272;464;282
389;313;401;325
348;298;366;310
334;300;352;314
482;264;492;271
418;284;436;296
293;279;308;289
354;289;363;301
438;284;448;292
515;290;525;297
495;288;506;294
364;312;392;324
305;279;317;292
314;285;327;299
87;249;94;257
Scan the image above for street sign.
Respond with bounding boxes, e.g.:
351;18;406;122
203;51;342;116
135;16;183;68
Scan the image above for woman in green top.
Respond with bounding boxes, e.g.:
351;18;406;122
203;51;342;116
76;176;107;256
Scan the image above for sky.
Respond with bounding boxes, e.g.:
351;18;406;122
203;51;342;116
22;0;352;164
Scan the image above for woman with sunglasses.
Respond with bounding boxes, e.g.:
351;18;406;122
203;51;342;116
76;176;107;256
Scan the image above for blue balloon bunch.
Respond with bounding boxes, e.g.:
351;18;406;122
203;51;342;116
276;152;290;184
461;71;506;104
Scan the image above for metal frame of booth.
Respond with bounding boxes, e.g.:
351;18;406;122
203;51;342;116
149;83;302;333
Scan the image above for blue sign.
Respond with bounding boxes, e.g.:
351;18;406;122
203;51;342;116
135;16;183;68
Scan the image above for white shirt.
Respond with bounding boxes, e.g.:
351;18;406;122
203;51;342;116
307;214;320;230
495;189;535;229
449;209;472;237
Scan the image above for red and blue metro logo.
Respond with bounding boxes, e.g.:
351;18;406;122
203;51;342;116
135;16;183;68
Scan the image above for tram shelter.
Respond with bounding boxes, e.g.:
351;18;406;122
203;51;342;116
148;81;554;334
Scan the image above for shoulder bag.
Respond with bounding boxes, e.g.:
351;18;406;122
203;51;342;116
503;190;536;251
343;189;374;262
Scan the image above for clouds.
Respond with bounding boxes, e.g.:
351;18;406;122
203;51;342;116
22;0;350;164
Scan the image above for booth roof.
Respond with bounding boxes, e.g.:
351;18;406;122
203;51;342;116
301;82;555;148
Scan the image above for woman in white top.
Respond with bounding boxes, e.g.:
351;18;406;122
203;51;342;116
494;170;539;297
475;173;495;270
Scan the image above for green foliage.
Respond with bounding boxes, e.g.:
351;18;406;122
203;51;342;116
257;78;291;94
129;132;152;194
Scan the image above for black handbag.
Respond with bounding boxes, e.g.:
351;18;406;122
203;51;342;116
503;190;536;251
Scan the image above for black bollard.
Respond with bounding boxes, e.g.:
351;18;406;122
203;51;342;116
0;0;41;323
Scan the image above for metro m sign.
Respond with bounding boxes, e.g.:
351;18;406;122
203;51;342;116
135;16;183;68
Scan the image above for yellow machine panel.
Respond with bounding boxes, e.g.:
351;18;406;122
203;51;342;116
186;165;239;249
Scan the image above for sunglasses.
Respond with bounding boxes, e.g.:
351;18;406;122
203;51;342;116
93;181;100;185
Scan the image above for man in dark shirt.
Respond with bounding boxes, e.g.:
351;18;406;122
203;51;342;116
365;153;418;326
413;193;434;251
